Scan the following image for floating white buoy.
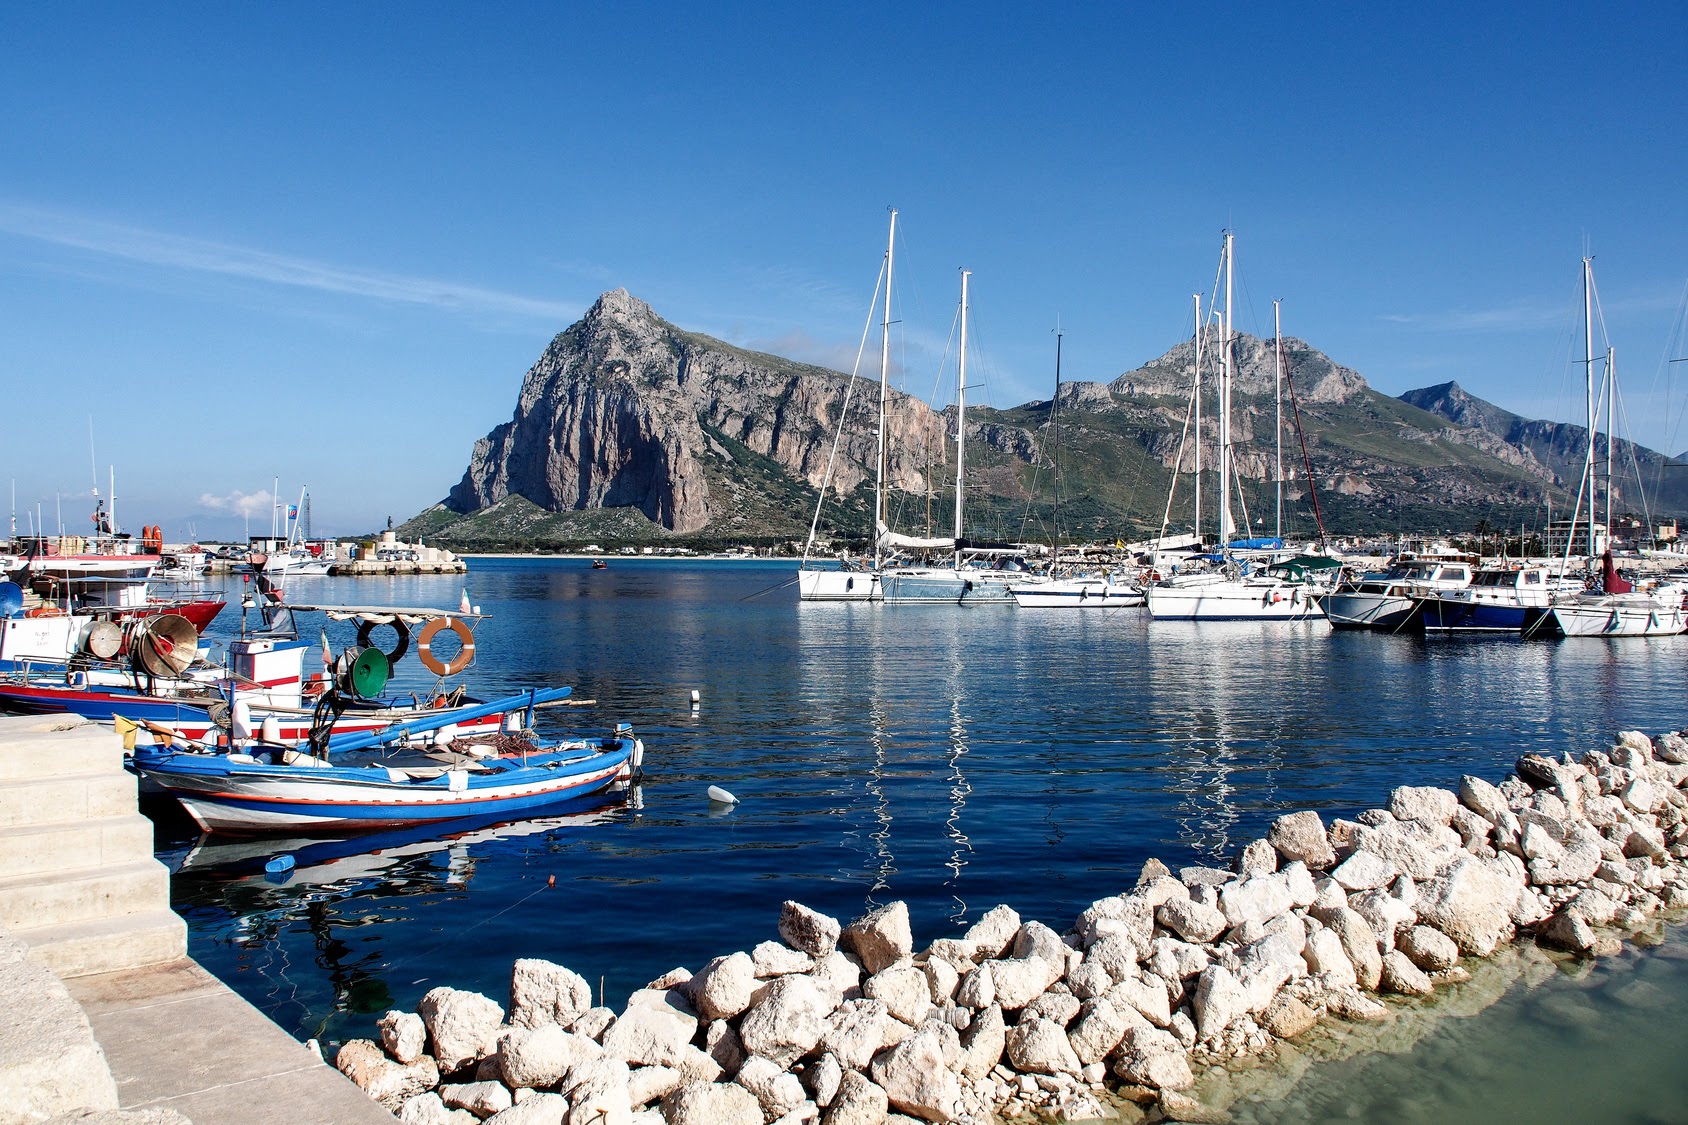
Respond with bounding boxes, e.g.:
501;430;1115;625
707;785;738;805
690;689;700;710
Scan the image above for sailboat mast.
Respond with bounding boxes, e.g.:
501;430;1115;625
1193;294;1203;538
1218;230;1235;545
874;210;897;569
953;269;971;566
1605;347;1615;536
1583;256;1596;564
1274;299;1284;541
1052;319;1063;558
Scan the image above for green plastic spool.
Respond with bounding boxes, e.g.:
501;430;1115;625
347;646;390;698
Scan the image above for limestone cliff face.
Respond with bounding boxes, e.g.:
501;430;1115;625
447;290;951;532
1110;331;1367;404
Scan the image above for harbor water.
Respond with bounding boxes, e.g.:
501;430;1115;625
152;557;1688;1118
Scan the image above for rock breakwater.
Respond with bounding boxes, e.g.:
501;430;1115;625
335;726;1688;1124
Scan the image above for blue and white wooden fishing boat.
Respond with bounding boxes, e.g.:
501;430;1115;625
130;688;644;833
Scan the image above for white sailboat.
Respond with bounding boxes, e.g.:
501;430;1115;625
798;226;1035;604
1533;258;1686;637
1145;232;1326;622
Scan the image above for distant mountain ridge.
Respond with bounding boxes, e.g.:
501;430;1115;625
1399;380;1688;516
402;292;1685;548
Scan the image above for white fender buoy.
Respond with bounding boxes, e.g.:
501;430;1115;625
707;785;738;805
690;689;700;709
231;700;253;740
260;716;281;743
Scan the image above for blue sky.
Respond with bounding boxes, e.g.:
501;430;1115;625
4;4;1686;538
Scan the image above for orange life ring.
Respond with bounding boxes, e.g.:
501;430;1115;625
416;617;475;676
25;606;64;618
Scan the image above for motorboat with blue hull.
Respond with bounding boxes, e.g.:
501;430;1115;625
131;687;644;833
1411;565;1571;633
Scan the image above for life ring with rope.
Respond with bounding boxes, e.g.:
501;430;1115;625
416;617;475;676
25;606;64;618
356;618;411;671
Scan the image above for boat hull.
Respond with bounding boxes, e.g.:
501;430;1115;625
798;567;881;602
1321;592;1418;631
134;740;637;832
1535;601;1688;637
1011;579;1143;608
1415;598;1533;633
1146;581;1324;621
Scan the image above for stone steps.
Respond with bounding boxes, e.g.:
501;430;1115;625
0;858;172;930
0;715;184;977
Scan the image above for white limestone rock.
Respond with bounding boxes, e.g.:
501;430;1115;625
1348;887;1416;951
663;1080;764;1125
959;1001;1006;1080
822;999;902;1071
1107;976;1172;1028
1323;907;1383;990
780;902;843;958
1191;965;1250;1039
825;1070;889;1125
921;956;958;1004
418;987;507;1073
601;987;698;1069
1302;929;1357;989
1067;997;1129;1065
1082;935;1142;983
485;1092;568;1125
1416;856;1523;956
753;940;816;979
863;962;931;1025
981;956;1062;1011
1110;1026;1193;1091
805;1052;844;1108
1390;785;1458;827
510;960;593;1031
1330;850;1398;893
739;974;830;1069
1379;951;1434;996
1011;920;1070;965
440;1080;514;1118
1219;874;1295;929
736;1055;807;1120
380;1010;428;1065
1156;897;1227;944
561;1056;632;1125
498;1024;601;1089
961;905;1022;960
811;951;864;1001
1005;1016;1082;1075
627;1064;682;1109
1267;810;1338;869
573;1007;615;1042
705;1020;747;1078
692;952;759;1022
337;1039;442;1111
1398;925;1459;973
1237;838;1280;877
869;1028;964;1122
839;903;914;975
955;961;995;1009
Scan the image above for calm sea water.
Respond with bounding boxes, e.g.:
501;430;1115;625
152;558;1688;1116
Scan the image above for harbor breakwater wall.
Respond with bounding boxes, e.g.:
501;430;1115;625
334;726;1688;1125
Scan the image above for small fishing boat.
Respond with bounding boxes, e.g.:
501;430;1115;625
131;688;643;833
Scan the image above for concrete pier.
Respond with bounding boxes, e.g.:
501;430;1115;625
0;715;393;1124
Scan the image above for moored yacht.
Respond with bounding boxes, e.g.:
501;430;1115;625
1323;556;1475;630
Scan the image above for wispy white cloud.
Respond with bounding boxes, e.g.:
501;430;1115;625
0;202;579;320
196;489;274;518
1378;301;1570;333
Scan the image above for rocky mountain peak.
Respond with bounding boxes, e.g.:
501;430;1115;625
1110;332;1369;404
583;287;659;329
1398;381;1520;435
